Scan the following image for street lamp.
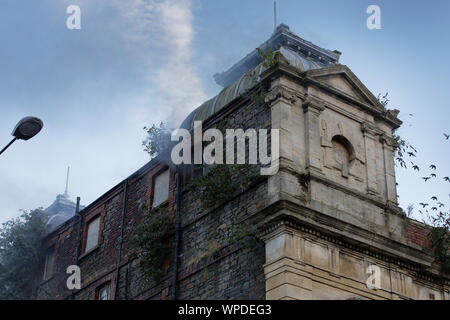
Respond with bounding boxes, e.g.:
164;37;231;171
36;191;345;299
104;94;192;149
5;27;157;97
0;117;44;156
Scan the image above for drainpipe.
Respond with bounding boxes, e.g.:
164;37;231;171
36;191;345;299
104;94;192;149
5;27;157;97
71;197;81;300
171;165;182;300
75;197;82;265
124;265;129;300
114;180;128;300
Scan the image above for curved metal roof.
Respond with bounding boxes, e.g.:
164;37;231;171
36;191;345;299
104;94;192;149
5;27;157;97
179;46;330;130
214;24;340;87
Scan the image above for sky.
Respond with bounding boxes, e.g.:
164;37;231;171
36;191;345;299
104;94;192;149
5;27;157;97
0;0;449;224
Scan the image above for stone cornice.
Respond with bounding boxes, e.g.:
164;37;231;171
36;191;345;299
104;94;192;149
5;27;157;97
309;170;394;211
383;109;402;127
256;205;449;286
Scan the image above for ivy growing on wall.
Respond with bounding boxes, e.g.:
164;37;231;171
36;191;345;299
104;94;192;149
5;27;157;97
431;227;450;274
182;161;264;270
131;206;173;283
229;220;260;249
185;220;262;270
186;164;262;211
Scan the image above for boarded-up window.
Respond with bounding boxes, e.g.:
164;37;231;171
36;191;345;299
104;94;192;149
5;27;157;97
152;169;169;208
43;247;55;281
97;282;110;300
85;217;100;252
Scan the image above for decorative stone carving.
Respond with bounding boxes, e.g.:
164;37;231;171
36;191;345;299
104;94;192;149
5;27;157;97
379;133;399;148
386;108;400;118
264;85;298;105
302;96;325;115
360;122;382;137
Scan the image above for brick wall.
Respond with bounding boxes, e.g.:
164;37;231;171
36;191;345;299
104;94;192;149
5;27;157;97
405;220;432;249
32;96;271;300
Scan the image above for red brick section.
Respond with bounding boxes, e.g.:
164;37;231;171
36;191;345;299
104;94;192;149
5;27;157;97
32;160;175;300
405;220;432;250
32;96;270;300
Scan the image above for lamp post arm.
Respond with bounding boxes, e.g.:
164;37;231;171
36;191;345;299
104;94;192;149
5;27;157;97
0;138;18;156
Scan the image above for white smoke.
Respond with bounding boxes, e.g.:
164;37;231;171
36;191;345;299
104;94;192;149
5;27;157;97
109;0;207;128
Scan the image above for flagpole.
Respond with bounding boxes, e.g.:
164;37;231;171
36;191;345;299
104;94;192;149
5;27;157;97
274;0;277;31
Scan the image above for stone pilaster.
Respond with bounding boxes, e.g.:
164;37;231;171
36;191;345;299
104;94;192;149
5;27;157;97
303;97;325;175
262;223;313;300
361;122;381;195
380;134;399;206
266;85;307;206
265;84;298;170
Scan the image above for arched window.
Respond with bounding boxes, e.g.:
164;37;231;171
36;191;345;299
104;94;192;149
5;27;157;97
331;135;355;178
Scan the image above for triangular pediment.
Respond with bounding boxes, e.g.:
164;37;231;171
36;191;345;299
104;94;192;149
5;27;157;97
305;65;384;111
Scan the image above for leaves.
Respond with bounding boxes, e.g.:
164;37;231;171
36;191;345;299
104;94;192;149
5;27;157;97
393;133;418;169
0;210;46;300
256;42;277;68
130;207;173;283
186;164;261;211
392;116;449;272
431;227;450;273
142;122;172;158
243;42;276;105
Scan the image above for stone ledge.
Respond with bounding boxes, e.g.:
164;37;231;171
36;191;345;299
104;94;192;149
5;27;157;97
256;203;447;285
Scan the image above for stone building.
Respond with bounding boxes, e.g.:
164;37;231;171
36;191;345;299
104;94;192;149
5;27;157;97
32;25;449;300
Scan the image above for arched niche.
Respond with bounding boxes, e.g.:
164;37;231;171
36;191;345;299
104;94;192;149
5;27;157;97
331;135;356;178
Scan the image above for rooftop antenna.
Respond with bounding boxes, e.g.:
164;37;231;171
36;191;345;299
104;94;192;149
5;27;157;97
64;166;70;198
274;0;277;31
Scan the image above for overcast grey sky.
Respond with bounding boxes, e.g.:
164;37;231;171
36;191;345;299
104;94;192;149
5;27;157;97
1;0;449;223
